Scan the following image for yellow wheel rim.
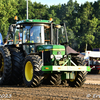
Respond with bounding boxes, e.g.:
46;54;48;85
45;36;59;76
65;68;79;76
1;59;4;71
70;72;77;82
0;58;4;72
0;55;4;80
25;61;33;82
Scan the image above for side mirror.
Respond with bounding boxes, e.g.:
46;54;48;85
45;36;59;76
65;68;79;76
9;24;16;32
9;25;13;32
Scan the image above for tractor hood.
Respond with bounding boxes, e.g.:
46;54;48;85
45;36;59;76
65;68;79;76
37;45;65;55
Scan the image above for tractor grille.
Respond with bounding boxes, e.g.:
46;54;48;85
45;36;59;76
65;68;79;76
39;51;50;65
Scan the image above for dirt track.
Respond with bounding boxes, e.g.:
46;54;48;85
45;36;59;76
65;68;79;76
0;74;100;100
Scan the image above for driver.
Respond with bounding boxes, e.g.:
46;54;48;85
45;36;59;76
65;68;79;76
30;32;40;43
30;31;35;43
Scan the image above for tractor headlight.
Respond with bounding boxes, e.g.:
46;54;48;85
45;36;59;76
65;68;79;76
50;55;54;59
63;55;67;58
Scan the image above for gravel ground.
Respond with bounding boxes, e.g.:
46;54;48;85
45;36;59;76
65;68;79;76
85;74;100;85
0;74;100;100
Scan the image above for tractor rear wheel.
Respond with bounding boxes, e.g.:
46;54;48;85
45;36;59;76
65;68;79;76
9;48;25;85
50;74;61;85
0;47;11;85
43;74;61;85
23;55;43;87
67;56;87;87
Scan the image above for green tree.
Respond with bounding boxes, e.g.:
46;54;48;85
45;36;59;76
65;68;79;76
16;0;26;20
77;2;97;51
31;2;49;20
0;0;18;38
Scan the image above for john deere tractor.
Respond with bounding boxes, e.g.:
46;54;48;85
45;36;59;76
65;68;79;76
0;17;91;87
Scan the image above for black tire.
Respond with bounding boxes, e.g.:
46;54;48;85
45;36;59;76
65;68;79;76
23;55;43;87
0;47;12;85
61;80;67;85
43;74;61;85
50;74;61;85
67;56;87;87
9;48;25;85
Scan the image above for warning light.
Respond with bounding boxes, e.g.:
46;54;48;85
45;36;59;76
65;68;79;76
50;18;53;21
14;16;18;20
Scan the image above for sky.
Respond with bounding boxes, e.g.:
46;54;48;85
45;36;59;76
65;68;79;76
31;0;97;6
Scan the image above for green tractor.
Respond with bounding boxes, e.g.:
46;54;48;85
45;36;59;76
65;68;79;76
0;18;91;87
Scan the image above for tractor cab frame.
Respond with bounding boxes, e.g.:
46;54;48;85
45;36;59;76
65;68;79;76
8;19;67;54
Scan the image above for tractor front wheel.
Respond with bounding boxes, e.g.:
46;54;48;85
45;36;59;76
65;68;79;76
23;55;43;87
50;74;61;85
67;56;87;87
43;73;61;85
